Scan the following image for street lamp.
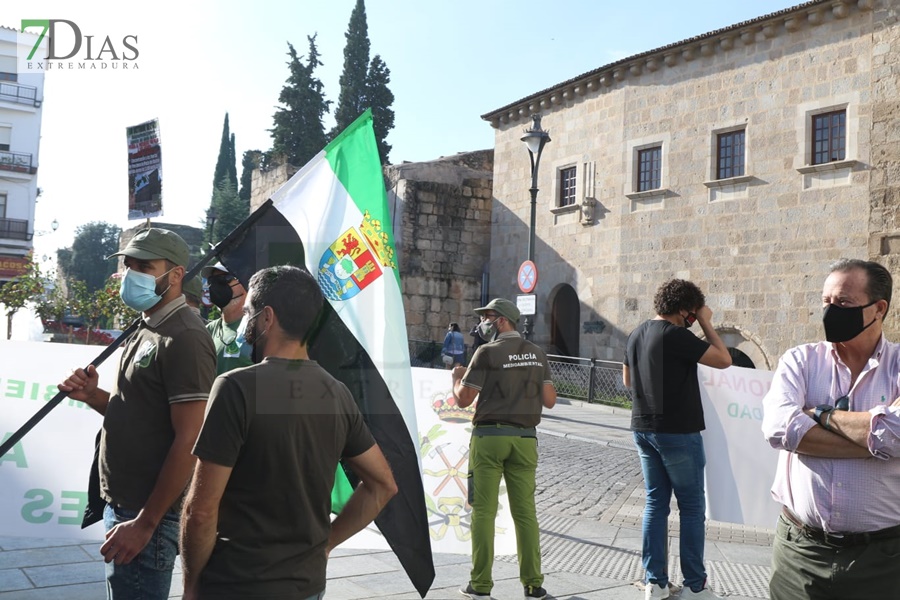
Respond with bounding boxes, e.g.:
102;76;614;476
520;114;551;339
205;207;217;246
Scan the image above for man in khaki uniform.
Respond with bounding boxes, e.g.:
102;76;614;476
452;297;556;600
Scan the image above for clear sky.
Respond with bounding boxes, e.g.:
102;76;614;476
5;0;801;259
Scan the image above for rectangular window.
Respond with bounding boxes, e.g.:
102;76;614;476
0;194;6;219
558;166;576;207
717;130;745;179
0;55;16;82
637;147;661;192
812;110;846;165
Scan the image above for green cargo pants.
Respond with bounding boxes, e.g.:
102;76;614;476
467;425;544;594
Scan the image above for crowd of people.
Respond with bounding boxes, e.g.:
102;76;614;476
54;226;900;600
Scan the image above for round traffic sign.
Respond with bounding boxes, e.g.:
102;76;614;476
517;260;538;294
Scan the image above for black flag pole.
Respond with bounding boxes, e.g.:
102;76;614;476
0;200;276;459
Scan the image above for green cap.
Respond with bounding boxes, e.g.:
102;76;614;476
109;228;190;267
474;297;520;324
182;276;203;299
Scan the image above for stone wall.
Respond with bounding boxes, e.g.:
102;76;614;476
484;0;891;366
385;151;494;344
869;2;900;338
250;161;299;213
247;150;495;348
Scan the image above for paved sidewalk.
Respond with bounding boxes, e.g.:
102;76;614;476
0;399;775;599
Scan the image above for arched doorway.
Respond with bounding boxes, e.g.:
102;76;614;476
728;347;755;369
550;284;580;357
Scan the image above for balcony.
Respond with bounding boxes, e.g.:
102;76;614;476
0;151;36;175
0;218;31;241
0;82;40;107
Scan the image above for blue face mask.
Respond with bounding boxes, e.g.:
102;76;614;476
119;268;173;312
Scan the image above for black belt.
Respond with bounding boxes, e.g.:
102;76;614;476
781;507;900;548
472;422;536;437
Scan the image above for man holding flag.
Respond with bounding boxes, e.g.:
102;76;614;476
206;109;434;596
180;265;397;600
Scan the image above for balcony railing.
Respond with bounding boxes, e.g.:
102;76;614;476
0;82;40;107
0;151;36;175
0;218;31;241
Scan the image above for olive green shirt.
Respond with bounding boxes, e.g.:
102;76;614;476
461;331;553;428
100;296;217;511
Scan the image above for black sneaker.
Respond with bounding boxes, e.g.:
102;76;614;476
524;585;547;599
459;583;492;599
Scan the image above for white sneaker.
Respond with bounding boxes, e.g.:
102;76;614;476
680;586;724;599
645;582;670;600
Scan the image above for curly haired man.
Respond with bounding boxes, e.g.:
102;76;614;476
623;279;732;600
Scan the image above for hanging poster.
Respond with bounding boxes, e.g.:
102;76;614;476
126;118;162;220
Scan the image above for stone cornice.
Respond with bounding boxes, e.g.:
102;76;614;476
481;0;874;127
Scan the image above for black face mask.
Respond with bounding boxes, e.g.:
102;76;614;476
208;278;238;309
823;301;878;343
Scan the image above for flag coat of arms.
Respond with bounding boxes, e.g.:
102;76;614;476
217;110;433;597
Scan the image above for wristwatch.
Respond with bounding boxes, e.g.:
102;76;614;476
814;404;836;428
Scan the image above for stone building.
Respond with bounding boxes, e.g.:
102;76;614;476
250;151;494;347
481;0;896;368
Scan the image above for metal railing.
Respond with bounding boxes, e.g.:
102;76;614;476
547;355;632;408
406;340;631;408
0;218;31;241
0;82;39;106
0;151;35;175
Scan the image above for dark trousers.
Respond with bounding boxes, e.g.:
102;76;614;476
770;514;900;600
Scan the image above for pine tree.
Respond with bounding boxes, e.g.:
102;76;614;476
270;36;330;167
210;180;248;245
239;150;262;204
333;0;370;135
366;54;394;164
213;113;237;189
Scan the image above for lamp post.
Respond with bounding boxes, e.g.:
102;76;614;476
205;207;217;246
520;114;551;340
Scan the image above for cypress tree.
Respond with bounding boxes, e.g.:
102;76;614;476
333;0;370;135
213;113;237;188
366;54;394;164
239;149;262;204
270;36;330;167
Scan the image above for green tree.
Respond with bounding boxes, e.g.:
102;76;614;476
59;222;121;293
239;149;262;204
34;282;66;324
0;254;44;339
213;113;238;189
68;276;137;344
333;0;370;135
210;180;248;245
269;36;330;167
366;54;394;164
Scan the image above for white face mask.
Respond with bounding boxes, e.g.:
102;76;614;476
478;317;499;341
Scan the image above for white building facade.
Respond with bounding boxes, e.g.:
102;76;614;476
0;26;45;283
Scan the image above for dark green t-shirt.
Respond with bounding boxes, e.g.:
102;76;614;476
206;316;253;375
192;357;376;600
100;298;217;511
461;331;553;427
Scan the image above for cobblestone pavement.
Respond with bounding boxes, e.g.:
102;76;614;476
536;434;642;521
